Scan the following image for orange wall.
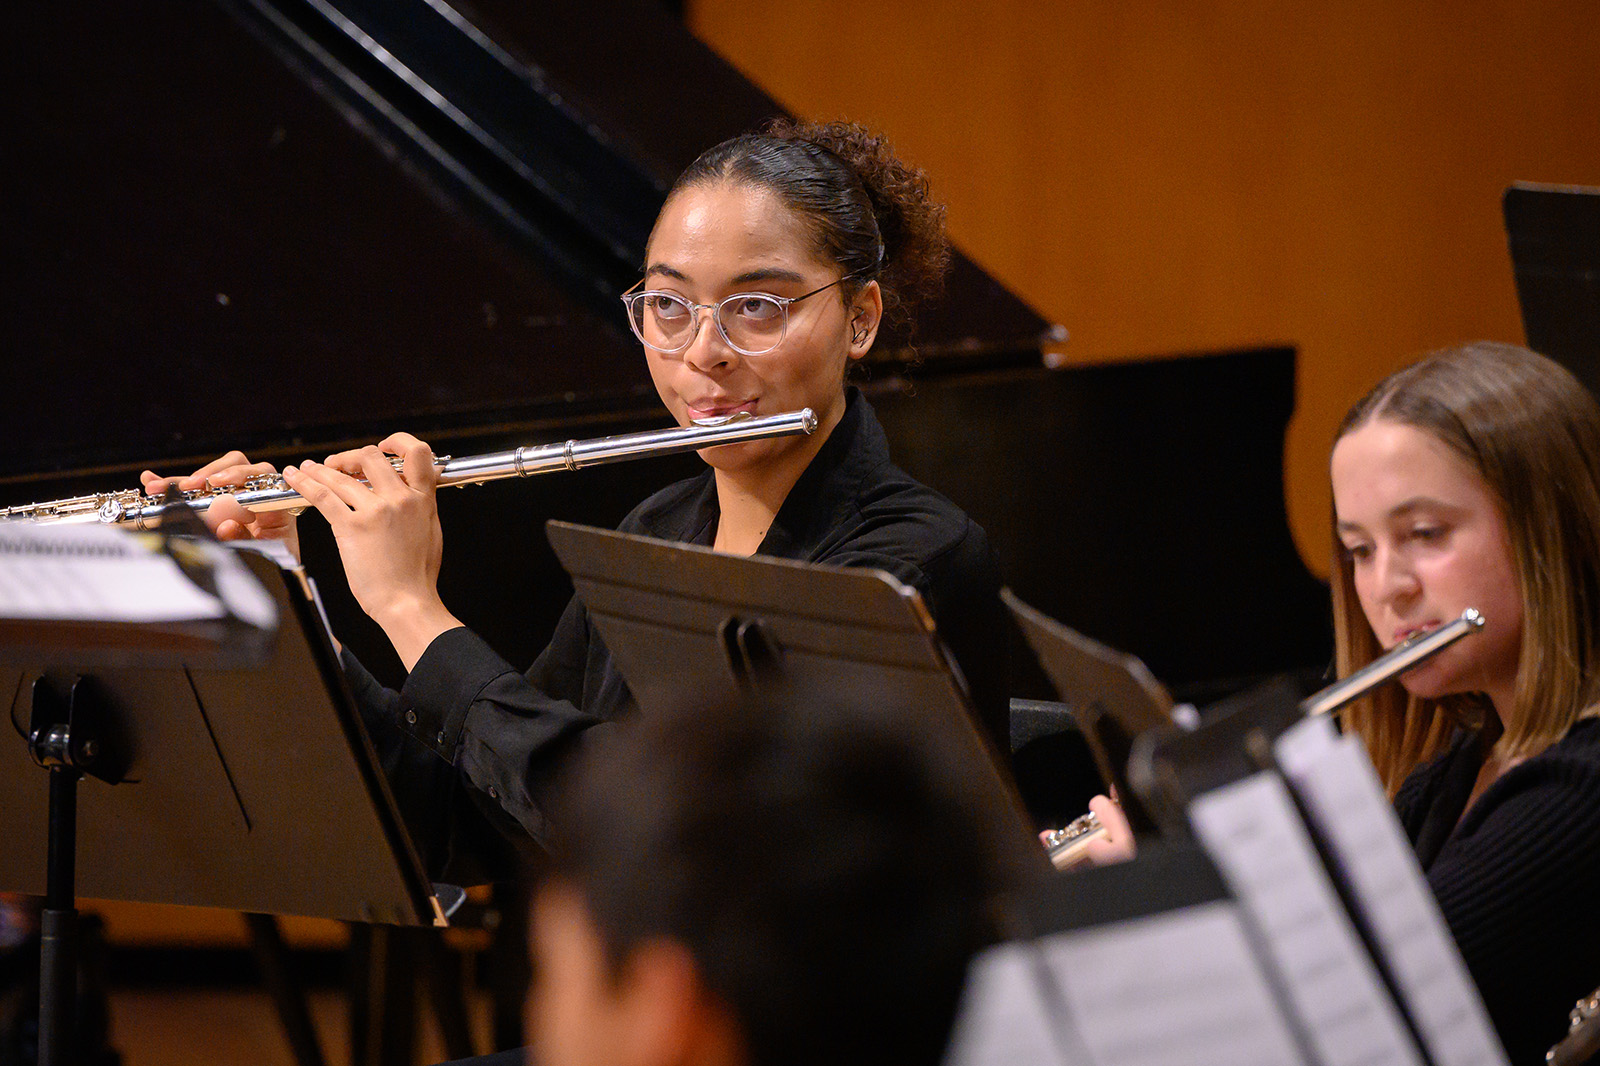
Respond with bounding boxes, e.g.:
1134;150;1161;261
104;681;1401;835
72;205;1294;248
689;1;1600;573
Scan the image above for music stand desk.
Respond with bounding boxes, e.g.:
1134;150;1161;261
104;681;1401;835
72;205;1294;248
544;519;1039;868
1;548;441;925
1003;589;1177;829
1504;181;1600;380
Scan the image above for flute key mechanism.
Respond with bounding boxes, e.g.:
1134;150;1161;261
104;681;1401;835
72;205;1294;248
1;409;818;530
1043;810;1109;871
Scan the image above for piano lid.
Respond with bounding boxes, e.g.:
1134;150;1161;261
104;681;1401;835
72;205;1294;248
4;0;1053;484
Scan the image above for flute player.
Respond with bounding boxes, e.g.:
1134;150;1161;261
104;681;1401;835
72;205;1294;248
1044;342;1600;1059
144;120;1010;862
1328;342;1600;1060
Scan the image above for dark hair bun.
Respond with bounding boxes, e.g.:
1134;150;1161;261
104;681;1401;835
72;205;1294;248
765;119;952;323
671;120;952;333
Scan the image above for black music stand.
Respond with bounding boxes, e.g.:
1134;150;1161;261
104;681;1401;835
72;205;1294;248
542;520;1043;876
1121;678;1510;1065
0;543;444;1066
1504;182;1600;387
1002;589;1177;832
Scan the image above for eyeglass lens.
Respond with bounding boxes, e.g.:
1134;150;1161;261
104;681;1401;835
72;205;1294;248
629;293;788;355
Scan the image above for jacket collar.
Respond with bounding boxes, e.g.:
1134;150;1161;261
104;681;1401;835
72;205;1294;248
642;387;884;555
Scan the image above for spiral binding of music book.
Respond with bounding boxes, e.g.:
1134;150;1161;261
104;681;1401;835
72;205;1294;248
0;522;278;666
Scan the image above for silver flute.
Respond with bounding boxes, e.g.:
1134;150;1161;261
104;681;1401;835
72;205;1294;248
2;409;818;529
1044;608;1486;869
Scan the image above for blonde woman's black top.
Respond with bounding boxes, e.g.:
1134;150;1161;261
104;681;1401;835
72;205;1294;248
1394;716;1600;1063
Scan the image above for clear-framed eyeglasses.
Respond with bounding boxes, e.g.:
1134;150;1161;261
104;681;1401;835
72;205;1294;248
620;269;869;357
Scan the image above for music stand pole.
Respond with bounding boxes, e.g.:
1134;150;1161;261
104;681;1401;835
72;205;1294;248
1;516;446;1066
29;675;116;1066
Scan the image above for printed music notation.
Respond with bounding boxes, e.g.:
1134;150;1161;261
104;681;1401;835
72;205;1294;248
944;845;1306;1066
1275;716;1506;1066
1189;772;1423;1066
0;523;278;660
941;704;1512;1066
0;524;228;623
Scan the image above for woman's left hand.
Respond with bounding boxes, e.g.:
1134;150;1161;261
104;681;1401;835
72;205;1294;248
281;433;461;669
1039;791;1138;869
1079;792;1137;866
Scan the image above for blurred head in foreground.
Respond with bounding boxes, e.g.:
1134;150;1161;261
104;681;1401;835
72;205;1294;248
526;693;1016;1066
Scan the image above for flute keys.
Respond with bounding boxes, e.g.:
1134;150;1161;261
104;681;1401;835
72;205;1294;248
1043;810;1102;849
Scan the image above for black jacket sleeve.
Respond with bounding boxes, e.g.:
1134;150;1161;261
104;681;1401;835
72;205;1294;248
346;593;614;865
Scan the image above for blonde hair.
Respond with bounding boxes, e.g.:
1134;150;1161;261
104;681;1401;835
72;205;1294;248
1331;342;1600;791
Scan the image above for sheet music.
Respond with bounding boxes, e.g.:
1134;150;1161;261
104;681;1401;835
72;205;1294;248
229;537;299;570
0;524;276;629
0;523;226;622
1036;901;1308;1066
1274;716;1509;1066
207;545;278;630
944;892;1308;1066
943;942;1074;1066
1189;773;1424;1066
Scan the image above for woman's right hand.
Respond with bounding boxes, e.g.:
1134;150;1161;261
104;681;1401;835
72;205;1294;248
140;450;300;562
280;434;459;671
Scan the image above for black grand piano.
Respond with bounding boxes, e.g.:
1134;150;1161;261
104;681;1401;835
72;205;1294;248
5;0;1330;1059
7;0;1328;699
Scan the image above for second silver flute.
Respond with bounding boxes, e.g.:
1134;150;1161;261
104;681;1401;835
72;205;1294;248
3;409;818;529
1044;607;1486;870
